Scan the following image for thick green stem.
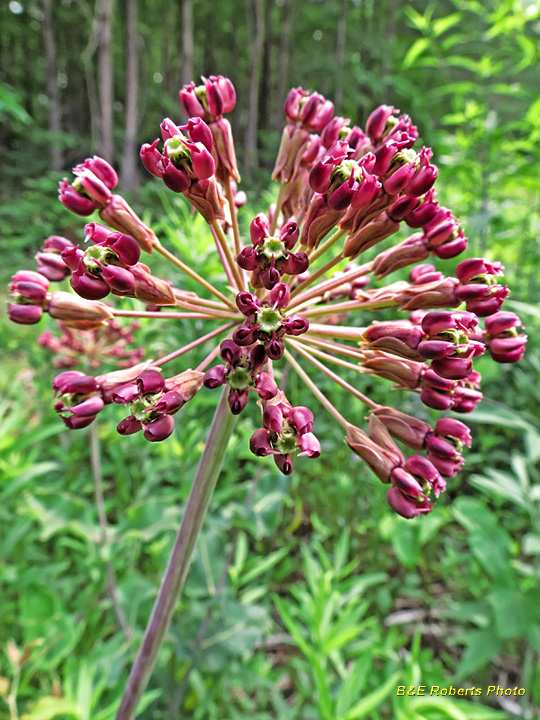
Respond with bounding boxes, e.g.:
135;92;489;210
115;388;236;720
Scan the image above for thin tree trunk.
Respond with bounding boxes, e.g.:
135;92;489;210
334;0;348;109
97;0;115;160
181;0;194;89
244;0;264;175
120;0;139;189
42;0;63;170
274;0;290;130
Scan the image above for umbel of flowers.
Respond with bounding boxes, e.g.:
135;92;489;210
7;77;527;521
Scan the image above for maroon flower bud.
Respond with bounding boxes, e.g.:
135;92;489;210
363;321;423;360
255;372;278;400
203;365;227;389
233;324;260;346
406;162;438;197
117;415;142;435
236;291;261;316
143;414;175;442
204;75;236;116
153;391;185;415
289;406;314;435
53;371;99;395
405;454;445;496
179;82;206;117
281;251;309;276
112;383;140;404
430;356;473;380
485;311;521;336
390;467;427;499
263;405;284;433
350;172;381;209
137;369;165;395
328;172;360;211
219;340;242;364
237;246;258;271
70;268;110;300
298;432;321;458
250;428;274;456
282;315;309;336
58;180;96;216
264;333;284;360
140;139;163;177
404;189;439;228
7;303;43;324
275;453;294;475
387;487;434;519
100;265;135;295
310;158;336;194
62;415;96;430
228;388;249;415
69;395;105;417
261;265;282;290
387;195;419;222
104;232;141;266
435;417;472;447
321;116;350;148
365;104;398;140
161;157;191;193
456;258;504;284
372;141;398;176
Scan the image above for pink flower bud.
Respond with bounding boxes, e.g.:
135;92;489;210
104;232;141;266
36;252;70;281
282;315;309;336
219;340;242;365
42;235;74;253
426;453;465;478
269;283;290;309
383;162;417;195
53;371;99;395
58;180;96;216
409;264;443;285
233;324;260;346
431;356;473;380
75;169;112;204
140;139;164;177
261;265;281;290
153;391;185;415
82;156;118;189
310;158;335;193
406;162;438;197
263;405;284;433
280;221;299;249
70;396;105;417
190;141;216;179
7;303;44;324
390;467;427;499
255;372;278;400
179;82;206;117
298;432;321;458
365;104;398;140
289;406;314;435
184;117;214;152
161;157;191;193
250;214;270;245
61;246;84;271
327;174;360;211
237;246;258;271
387;487;434;519
387;195;419;222
264;333;284;360
489;335;527;363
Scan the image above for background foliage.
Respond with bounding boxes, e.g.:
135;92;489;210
1;0;540;718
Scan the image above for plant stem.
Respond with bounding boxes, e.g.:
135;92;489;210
112;309;224;320
283;349;349;427
211;219;245;291
287;261;371;311
307;228;345;263
290;338;365;375
225;179;243;259
306;322;367;340
115;387;236;720
153;323;235;367
269;182;288;234
90;421;131;640
154;242;234;309
286;340;378;409
289;253;344;299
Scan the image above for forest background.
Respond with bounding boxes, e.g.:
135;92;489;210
1;0;540;718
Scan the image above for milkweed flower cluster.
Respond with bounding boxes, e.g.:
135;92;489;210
7;77;527;519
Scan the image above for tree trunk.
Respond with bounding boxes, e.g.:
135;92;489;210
120;0;139;189
42;0;63;170
180;0;194;89
244;0;264;175
334;0;348;109
274;0;290;130
96;0;115;161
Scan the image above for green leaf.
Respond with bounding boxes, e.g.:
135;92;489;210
240;546;289;585
273;594;312;659
402;38;430;68
344;672;401;719
456;628;502;679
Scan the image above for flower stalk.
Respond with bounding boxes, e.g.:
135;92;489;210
116;386;236;720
